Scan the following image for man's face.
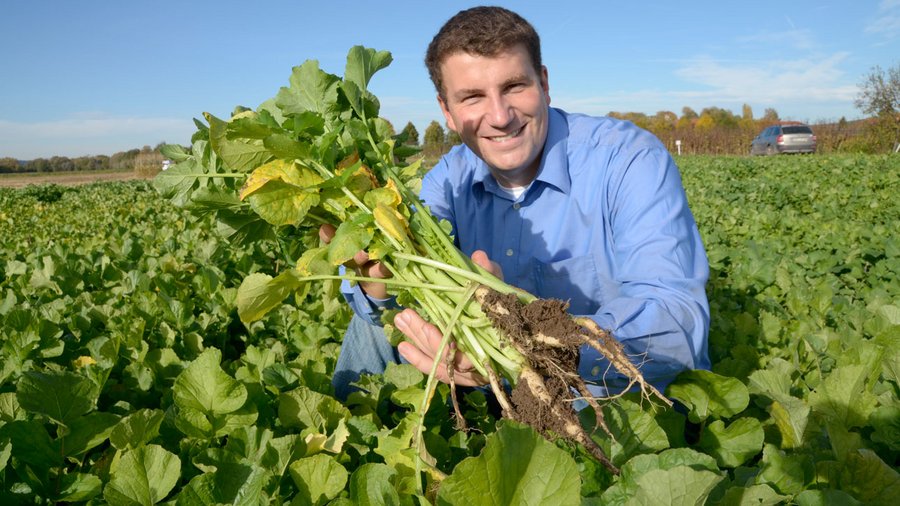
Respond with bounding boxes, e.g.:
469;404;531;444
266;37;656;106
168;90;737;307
437;44;550;187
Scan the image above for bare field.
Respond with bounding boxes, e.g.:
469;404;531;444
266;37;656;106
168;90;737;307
0;170;150;189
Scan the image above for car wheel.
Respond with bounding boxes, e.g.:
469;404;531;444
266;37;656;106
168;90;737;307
766;145;775;156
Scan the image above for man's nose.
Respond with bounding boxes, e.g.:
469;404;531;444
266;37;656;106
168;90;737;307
486;95;514;127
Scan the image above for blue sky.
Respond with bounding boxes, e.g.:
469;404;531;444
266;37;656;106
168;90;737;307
1;0;898;160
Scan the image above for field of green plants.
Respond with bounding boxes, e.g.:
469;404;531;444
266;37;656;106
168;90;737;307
1;153;898;504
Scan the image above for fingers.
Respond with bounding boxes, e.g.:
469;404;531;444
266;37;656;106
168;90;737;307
395;309;486;387
471;250;503;280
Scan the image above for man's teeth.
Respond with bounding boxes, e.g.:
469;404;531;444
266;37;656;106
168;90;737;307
490;127;522;142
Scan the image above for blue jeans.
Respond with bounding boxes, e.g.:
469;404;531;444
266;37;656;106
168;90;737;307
332;314;405;400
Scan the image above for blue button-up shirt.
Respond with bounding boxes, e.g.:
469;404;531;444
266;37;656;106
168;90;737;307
346;107;710;391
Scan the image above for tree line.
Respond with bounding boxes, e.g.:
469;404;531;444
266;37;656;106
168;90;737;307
0;144;166;175
3;63;896;173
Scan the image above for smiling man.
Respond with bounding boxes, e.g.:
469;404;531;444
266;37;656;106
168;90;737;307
330;6;711;401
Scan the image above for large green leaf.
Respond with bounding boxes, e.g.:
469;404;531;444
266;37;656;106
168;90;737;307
205;112;273;172
278;385;350;434
808;364;877;428
698;417;764;468
838;449;900;505
109;409;165;451
275;59;340;117
289;453;349;506
103;445;181;505
344;46;392;91
436;421;581;506
176;462;267;506
667;369;749;422
173;348;247;414
16;370;97;425
236;271;303;324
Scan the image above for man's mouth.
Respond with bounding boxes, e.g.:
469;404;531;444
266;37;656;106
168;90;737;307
487;126;524;143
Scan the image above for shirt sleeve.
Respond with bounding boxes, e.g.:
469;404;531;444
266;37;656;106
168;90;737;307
577;147;710;392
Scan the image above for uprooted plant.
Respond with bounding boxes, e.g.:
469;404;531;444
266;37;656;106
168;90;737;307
154;46;671;492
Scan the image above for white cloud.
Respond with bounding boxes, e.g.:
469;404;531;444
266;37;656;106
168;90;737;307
0;114;196;160
555;52;860;122
866;0;900;36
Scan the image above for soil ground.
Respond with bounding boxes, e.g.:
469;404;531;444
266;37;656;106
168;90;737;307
0;170;147;189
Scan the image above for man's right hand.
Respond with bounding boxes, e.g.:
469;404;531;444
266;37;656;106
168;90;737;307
318;224;392;299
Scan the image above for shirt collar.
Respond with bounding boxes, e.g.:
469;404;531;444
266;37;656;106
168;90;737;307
470;107;571;196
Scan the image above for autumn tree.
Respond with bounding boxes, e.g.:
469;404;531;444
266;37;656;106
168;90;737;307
855;63;900;151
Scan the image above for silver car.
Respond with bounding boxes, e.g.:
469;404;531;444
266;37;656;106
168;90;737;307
750;123;817;155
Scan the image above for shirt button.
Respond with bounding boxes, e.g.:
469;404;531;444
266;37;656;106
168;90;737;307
505;249;514;257
512;202;521;210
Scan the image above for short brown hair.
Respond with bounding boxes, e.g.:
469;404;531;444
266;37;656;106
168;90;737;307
425;6;542;99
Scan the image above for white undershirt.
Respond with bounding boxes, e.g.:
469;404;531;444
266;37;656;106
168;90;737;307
498;181;532;200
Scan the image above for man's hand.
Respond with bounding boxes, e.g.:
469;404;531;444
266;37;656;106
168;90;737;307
395;249;502;386
319;224;392;299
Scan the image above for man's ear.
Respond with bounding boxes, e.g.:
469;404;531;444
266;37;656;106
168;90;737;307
541;65;550;105
437;94;458;132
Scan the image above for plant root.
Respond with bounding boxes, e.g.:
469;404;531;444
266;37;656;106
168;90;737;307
474;286;674;474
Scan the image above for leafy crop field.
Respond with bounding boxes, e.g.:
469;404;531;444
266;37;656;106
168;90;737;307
0;154;897;504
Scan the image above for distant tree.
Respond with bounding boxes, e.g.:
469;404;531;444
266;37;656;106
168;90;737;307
424;120;446;156
855;63;900;116
0;157;20;173
855;63;900;151
49;156;74;172
401;121;420;145
741;104;754;121
762;108;780;123
447;129;462;146
681;107;699;121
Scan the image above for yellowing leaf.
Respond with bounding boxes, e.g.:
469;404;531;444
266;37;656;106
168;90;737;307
373;204;411;245
240;159;321;200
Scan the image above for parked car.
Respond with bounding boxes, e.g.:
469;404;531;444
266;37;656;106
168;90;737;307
750;123;817;155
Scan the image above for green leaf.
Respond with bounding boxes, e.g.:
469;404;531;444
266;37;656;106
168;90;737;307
718;483;788;506
174;348;247;414
327;217;374;266
110;409;165;450
16;370;97;425
278;385;350;434
629;466;725;506
103;444;181;505
768;396;810;449
276;60;340;117
436;421;581;506
583;398;670;466
808;364;877;428
288;453;349;506
746;358;794;401
838;449;900;505
755;443;811;495
63;412;121;457
344;46;392;92
667;369;750;422
347;463;400;506
236;271;302;324
1;420;61;468
176;462;268;506
794;489;862;506
55;472;102;503
698;417;765;468
205;112;273;172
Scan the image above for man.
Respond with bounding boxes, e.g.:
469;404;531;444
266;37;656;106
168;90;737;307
326;6;710;401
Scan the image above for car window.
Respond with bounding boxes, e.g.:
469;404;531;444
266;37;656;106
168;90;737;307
782;126;812;134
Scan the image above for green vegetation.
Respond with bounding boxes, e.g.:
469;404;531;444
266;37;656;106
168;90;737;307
1;152;897;504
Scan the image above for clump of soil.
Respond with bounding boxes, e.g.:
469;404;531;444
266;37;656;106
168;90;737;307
475;287;671;474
